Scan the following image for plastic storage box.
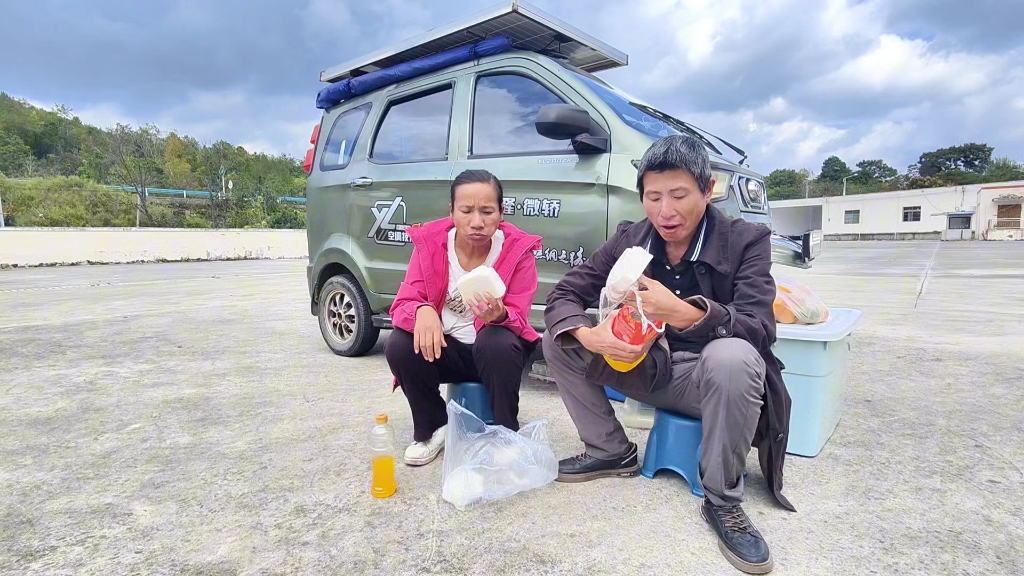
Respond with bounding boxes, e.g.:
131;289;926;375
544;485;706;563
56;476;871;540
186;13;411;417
772;307;863;457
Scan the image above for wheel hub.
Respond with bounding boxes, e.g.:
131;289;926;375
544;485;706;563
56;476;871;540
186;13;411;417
326;289;357;344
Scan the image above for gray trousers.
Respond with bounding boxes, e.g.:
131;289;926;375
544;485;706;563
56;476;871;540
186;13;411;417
543;331;766;506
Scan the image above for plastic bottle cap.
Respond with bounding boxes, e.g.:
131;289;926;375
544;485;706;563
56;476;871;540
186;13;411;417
375;413;388;424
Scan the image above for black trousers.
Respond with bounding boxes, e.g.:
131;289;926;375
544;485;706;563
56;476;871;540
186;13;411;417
385;325;534;442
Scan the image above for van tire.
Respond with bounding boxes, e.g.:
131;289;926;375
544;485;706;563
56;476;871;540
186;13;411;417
317;274;380;357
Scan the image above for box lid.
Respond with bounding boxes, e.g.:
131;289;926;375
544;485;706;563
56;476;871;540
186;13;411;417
776;307;863;342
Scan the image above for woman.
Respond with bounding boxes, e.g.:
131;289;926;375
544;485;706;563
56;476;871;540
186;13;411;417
385;169;542;466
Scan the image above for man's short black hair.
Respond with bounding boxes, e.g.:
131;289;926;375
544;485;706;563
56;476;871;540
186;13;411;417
635;135;712;198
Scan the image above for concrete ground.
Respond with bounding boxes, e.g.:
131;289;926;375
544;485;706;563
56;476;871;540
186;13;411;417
1;241;1022;575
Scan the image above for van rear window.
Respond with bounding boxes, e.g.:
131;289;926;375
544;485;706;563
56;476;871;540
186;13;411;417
321;104;371;171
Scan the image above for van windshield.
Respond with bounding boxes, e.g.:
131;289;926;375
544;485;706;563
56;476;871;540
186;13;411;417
566;67;729;158
570;71;682;141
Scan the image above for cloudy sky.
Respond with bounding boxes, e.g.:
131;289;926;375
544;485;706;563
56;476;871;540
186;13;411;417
3;0;1022;177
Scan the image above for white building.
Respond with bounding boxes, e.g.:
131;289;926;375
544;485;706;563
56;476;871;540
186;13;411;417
770;180;1024;241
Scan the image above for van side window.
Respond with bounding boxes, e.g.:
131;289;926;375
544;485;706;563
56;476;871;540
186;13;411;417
472;74;571;156
321;104;371;170
372;86;453;163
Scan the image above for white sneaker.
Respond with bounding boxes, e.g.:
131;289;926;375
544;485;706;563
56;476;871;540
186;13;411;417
404;425;447;466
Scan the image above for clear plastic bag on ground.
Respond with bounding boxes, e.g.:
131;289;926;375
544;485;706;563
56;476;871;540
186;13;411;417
440;401;558;510
773;276;830;325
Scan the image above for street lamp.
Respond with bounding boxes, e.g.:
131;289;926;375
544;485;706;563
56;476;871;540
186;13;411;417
842;175;853;196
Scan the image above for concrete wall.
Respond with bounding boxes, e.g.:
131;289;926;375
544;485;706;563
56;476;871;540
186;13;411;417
770;205;822;236
0;228;308;267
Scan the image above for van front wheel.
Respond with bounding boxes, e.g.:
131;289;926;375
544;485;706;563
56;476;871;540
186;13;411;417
317;274;380;357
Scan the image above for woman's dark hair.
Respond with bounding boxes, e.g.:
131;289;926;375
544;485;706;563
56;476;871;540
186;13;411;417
450;169;503;207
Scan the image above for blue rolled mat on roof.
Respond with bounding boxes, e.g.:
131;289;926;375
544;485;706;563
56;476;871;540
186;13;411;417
316;35;514;110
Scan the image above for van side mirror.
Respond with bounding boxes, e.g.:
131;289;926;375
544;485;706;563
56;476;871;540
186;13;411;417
535;104;609;154
536;104;590;140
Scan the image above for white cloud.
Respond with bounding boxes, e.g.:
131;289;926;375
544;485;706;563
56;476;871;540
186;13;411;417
6;0;1023;178
819;34;1002;98
832;120;919;168
73;103;140;130
155;90;318;158
642;0;744;69
300;0;357;39
817;0;886;41
55;89;317;159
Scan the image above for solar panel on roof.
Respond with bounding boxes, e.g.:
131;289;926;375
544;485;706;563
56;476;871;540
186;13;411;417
319;1;628;83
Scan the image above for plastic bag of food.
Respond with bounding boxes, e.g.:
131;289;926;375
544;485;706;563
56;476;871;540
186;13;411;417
440;401;558;511
597;246;666;371
773;276;830;324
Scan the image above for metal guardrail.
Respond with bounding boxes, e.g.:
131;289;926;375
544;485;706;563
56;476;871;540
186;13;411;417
103;185;306;204
989;218;1023;230
2;180;306;204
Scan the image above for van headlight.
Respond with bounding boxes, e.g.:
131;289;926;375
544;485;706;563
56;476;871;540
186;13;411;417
737;176;766;211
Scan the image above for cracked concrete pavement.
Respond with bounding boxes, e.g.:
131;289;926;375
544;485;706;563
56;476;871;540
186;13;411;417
1;241;1022;575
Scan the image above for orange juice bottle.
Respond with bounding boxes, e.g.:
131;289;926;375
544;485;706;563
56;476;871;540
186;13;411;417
370;413;397;498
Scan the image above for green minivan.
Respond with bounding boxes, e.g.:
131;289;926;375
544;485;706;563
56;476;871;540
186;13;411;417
303;1;821;356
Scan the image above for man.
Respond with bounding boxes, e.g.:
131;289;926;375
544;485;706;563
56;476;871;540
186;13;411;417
542;135;795;575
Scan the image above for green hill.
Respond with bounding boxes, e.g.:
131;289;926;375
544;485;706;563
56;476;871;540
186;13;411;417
0;93;306;228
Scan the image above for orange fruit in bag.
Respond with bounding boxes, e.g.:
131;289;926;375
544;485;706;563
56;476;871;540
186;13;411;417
773;285;799;324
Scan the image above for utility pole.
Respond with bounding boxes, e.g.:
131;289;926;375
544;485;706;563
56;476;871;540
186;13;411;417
842;175;853;196
805;180;810;199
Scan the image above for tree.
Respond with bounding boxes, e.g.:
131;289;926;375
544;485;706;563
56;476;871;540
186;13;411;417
958;143;994;173
764;168;806;201
0;132;34;177
108;123;164;225
853;159;897;183
984;157;1024;183
819;156;852;182
163;133;195;189
919;143;993;177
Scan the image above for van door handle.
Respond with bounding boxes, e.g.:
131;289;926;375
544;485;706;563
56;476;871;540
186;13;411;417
350;177;373;188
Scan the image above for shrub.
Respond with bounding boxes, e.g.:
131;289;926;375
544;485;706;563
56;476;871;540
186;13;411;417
183;214;212;228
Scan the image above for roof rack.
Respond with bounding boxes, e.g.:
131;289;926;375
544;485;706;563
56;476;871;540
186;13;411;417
319;1;628;83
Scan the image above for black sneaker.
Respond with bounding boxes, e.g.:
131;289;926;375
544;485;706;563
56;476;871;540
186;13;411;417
555;442;640;483
700;498;773;574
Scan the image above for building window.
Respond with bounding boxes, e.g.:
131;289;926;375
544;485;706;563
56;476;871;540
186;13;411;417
844;210;860;224
948;216;971;230
902;206;922;222
995;203;1022;228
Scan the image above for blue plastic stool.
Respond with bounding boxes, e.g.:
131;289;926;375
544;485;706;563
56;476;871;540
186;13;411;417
641;409;705;498
605;386;627;402
446;382;494;424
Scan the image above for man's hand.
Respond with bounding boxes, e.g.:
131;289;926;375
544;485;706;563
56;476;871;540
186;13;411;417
573;314;647;364
413;305;446;362
469;294;508;324
623;275;707;330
